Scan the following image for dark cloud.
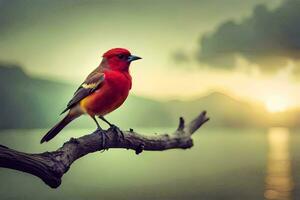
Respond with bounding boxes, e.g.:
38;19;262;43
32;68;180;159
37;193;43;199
171;50;190;63
197;0;300;72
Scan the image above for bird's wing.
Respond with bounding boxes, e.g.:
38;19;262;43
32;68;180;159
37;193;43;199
60;72;105;114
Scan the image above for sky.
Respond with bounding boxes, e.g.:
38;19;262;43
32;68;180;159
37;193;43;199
2;0;300;111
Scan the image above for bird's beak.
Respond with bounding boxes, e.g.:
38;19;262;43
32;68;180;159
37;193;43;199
127;55;142;62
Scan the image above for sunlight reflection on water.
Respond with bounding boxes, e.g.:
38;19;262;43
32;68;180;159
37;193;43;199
265;128;294;200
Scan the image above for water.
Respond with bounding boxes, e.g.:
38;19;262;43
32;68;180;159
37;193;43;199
265;128;294;200
0;127;299;200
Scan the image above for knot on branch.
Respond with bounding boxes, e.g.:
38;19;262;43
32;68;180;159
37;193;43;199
135;143;144;155
68;137;80;144
177;117;185;131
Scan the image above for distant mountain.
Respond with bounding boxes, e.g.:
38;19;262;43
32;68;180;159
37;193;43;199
1;64;300;129
166;92;269;128
0;64;74;129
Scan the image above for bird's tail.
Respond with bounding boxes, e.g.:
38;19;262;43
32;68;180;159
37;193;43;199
40;113;77;144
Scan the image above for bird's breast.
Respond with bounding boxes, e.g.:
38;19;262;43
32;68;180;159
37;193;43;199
80;71;132;116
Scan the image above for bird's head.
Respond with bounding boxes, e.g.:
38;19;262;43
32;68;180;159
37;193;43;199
102;48;141;71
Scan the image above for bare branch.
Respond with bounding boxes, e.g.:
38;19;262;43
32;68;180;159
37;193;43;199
0;111;209;188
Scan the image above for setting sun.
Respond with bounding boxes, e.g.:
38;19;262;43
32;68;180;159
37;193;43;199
265;96;289;113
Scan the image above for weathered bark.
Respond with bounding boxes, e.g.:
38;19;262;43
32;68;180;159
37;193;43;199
0;111;209;188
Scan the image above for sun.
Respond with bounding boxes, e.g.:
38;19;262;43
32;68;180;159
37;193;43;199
265;96;288;113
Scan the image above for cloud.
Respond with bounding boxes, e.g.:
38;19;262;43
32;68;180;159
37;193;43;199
171;49;190;64
197;0;300;73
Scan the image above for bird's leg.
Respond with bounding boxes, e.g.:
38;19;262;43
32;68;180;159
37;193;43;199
98;116;124;142
92;116;108;149
92;116;102;130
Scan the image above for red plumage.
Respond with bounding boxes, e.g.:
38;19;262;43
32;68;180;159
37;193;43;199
80;70;132;116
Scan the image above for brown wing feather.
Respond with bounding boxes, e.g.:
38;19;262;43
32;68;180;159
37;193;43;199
60;72;105;114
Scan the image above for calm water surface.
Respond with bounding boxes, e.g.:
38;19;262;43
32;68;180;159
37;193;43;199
0;127;299;200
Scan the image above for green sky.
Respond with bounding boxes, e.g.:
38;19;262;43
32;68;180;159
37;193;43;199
3;0;298;110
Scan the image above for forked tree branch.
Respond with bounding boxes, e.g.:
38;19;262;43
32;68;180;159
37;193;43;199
0;111;209;188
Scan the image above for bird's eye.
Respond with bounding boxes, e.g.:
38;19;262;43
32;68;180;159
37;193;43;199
118;54;126;60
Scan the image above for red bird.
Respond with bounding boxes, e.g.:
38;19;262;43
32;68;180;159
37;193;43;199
40;48;141;144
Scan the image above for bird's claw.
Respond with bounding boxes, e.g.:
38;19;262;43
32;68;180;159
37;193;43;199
97;129;109;150
109;125;124;142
